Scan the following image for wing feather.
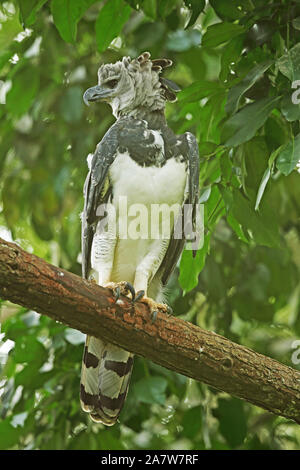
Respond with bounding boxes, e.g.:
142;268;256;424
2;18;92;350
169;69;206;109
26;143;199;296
81;125;119;279
160;132;200;285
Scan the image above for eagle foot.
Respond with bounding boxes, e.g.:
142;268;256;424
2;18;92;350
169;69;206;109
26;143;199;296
104;281;136;302
138;295;173;322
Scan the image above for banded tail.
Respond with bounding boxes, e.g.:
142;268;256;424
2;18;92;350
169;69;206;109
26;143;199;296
80;336;133;425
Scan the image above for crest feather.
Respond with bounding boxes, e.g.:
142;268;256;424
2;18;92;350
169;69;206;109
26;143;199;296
131;52;180;103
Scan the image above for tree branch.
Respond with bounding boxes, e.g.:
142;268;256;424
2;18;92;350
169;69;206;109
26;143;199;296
0;237;299;424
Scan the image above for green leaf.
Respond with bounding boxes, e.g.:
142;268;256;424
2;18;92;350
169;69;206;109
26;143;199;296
276;133;300;176
14;336;47;365
15;363;40;387
199;92;226;143
277;43;300;81
231;188;280;247
0;418;22;450
2;312;29;341
6;65;40;117
198;141;218;158
0;10;23;51
226;212;249;243
182;405;202;438
247;20;277;47
178;80;224;103
139;0;157;19
220;151;232;182
292;17;300;31
214;398;247;448
254;145;283;211
210;0;244;20
68;431;104;450
219;34;244;81
17;0;48;27
202;22;245;48
184;0;205;28
242;137;269;196
199;186;211;203
281;93;300;122
226;60;273;114
179;233;211;292
157;0;176;18
95;0;132;52
219;184;233;212
97;431;126;450
222;96;280;147
51;0;95;43
264;115;290;153
134;376;168;405
255;167;271;211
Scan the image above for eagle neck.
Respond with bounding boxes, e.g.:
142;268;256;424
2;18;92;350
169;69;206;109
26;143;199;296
118;108;167;130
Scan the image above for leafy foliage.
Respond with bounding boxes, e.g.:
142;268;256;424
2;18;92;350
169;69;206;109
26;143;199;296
0;0;300;450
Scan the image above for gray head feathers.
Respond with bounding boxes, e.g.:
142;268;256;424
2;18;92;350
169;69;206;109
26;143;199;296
96;52;180;118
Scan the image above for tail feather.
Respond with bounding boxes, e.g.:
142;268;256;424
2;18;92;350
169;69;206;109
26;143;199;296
80;336;133;426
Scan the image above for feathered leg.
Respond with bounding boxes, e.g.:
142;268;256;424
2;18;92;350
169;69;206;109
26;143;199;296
80;337;133;425
134;239;172;317
80;212;134;425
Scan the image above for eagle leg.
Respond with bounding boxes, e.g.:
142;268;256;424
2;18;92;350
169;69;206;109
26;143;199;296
132;239;173;322
104;281;136;302
133;291;171;322
138;294;173;322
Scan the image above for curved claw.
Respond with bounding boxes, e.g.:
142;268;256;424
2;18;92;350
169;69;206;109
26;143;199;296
125;282;135;301
151;310;158;323
166;305;173;316
107;281;136;303
133;290;145;303
114;286;121;302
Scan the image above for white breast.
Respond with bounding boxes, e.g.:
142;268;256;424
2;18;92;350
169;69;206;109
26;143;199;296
108;150;187;285
109;151;187;207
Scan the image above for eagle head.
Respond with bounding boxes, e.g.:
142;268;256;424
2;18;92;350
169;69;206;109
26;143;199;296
83;52;180;118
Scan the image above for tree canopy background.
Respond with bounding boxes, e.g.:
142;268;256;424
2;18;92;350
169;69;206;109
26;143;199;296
0;0;300;450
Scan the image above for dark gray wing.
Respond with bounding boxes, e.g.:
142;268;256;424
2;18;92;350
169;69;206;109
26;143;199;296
118;118;165;166
160;131;200;286
81;124;119;279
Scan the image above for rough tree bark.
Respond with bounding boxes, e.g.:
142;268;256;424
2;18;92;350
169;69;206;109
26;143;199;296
0;237;299;424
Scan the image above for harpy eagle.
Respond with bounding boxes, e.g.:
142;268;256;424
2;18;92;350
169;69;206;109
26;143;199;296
80;52;200;426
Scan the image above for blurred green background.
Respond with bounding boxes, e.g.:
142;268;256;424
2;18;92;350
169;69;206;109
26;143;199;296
0;0;300;450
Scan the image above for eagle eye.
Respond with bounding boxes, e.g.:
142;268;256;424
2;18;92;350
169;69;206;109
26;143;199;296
106;79;119;89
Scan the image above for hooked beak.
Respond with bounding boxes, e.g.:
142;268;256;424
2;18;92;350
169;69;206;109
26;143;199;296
83;85;112;106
